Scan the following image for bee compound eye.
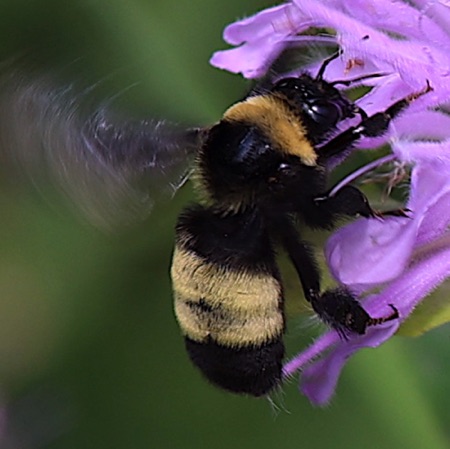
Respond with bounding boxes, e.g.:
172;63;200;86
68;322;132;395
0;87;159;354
309;101;340;127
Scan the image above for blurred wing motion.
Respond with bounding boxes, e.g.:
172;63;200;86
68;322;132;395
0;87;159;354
0;71;204;229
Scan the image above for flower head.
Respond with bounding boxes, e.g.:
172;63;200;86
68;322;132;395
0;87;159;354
211;0;450;404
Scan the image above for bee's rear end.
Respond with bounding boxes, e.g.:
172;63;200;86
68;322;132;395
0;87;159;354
171;205;285;396
184;337;284;396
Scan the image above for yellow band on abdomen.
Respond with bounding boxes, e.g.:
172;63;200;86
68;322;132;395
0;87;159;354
171;246;284;347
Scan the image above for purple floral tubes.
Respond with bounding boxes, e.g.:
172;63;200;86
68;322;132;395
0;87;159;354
211;0;450;404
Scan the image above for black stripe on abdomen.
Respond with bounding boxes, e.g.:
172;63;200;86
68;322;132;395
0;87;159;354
185;337;284;396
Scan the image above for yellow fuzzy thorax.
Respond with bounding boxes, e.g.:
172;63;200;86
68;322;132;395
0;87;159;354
223;94;317;166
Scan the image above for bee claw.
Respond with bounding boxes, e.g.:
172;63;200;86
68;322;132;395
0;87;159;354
371;208;411;219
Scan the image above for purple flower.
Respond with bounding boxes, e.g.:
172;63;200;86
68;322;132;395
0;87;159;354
211;0;450;405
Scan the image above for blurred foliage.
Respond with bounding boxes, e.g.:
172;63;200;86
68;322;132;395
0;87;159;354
398;283;450;337
0;0;449;448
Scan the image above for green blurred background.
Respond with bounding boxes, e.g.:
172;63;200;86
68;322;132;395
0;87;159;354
0;0;449;448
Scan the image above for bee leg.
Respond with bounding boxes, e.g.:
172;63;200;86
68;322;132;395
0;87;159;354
313;185;375;220
313;186;410;223
303;184;376;229
371;208;411;218
310;289;399;336
271;215;322;303
354;80;432;139
274;216;400;336
318;82;432;160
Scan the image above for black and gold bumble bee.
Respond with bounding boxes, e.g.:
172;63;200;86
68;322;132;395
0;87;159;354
170;56;432;396
0;54;430;397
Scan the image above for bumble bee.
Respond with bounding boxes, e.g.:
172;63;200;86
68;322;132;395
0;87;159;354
171;54;431;396
0;54;430;397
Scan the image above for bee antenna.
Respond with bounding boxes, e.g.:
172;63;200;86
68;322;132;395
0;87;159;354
330;72;388;87
315;50;342;81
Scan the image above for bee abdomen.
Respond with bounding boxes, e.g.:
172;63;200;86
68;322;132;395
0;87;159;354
184;337;284;396
171;205;285;396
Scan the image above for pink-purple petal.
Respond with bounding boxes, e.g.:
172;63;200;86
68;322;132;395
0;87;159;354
327;159;450;286
354;76;411;119
222;4;295;45
326;217;418;286
392;110;450;140
393;140;450;164
416;192;450;246
212;0;450;405
210;37;286;78
337;0;450;45
411;0;450;41
283;331;340;378
412;162;450;244
300;320;398;405
211;3;314;77
292;0;448;85
301;244;450;405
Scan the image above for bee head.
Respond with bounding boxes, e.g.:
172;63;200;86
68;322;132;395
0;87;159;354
271;74;357;144
196;67;360;213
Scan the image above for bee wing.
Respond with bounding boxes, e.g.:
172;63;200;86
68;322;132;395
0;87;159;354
0;72;204;229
